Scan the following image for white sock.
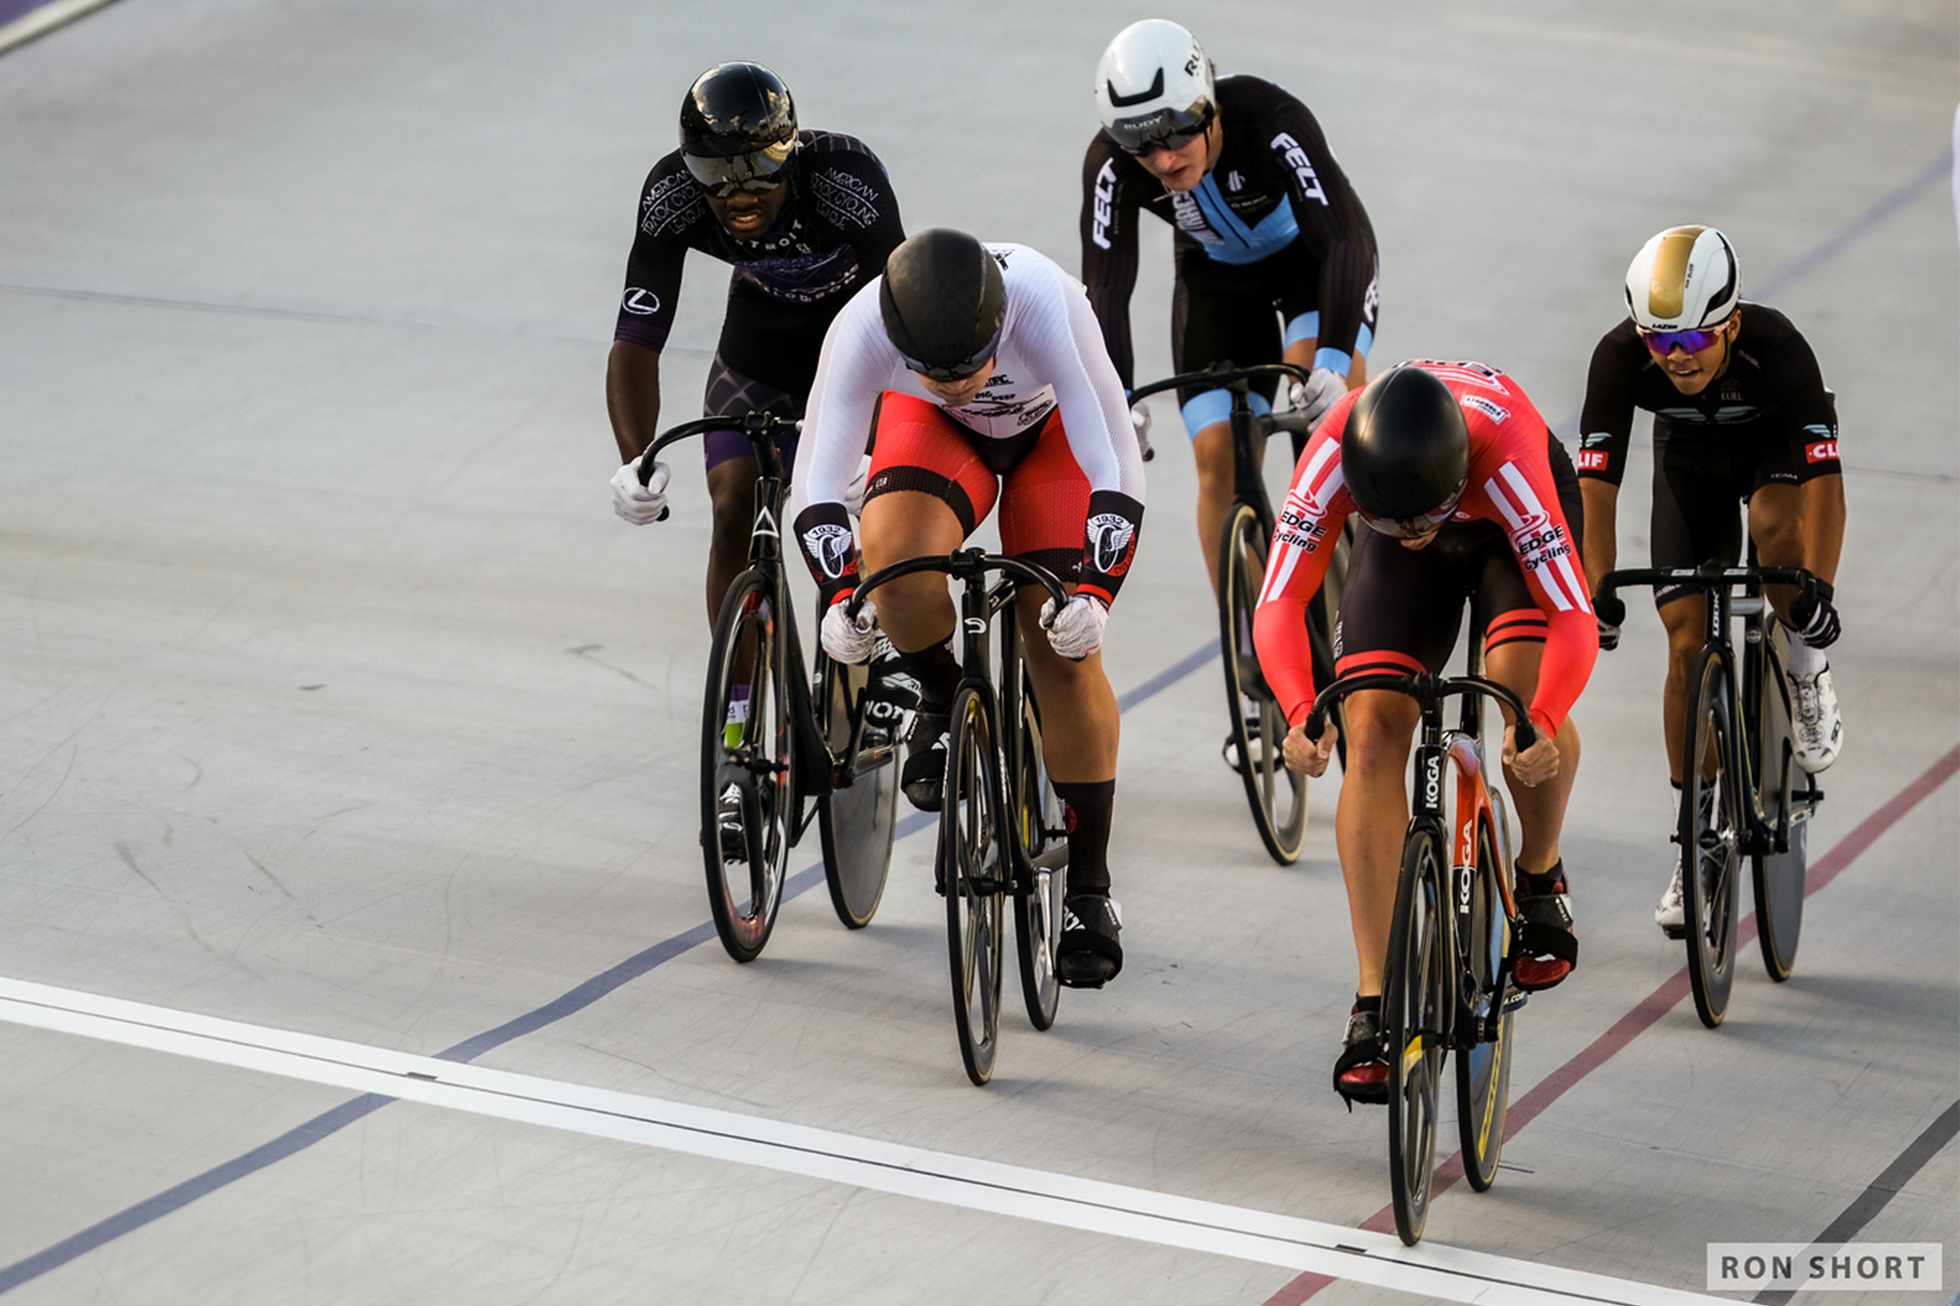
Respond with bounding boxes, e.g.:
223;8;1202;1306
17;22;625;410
1784;634;1827;678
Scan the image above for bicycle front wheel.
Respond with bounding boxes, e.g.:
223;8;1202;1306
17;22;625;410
1747;623;1806;981
1004;634;1064;1032
815;652;898;929
1682;648;1742;1027
1218;501;1307;864
700;569;794;964
1455;818;1514;1193
1386;823;1448;1245
942;685;1006;1085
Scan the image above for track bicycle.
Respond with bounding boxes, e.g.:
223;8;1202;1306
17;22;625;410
1129;362;1350;864
845;549;1071;1086
637;413;901;963
1301;647;1533;1245
1598;563;1826;1027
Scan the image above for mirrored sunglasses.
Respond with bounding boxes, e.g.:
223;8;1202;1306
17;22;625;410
1639;325;1724;355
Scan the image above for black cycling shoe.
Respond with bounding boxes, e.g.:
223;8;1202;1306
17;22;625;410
714;780;748;864
901;710;950;812
1332;1005;1389;1110
1057;894;1123;988
1513;861;1579;992
861;641;920;749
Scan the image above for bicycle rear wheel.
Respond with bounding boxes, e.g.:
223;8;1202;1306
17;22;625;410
1682;648;1742;1027
1218;501;1307;864
1747;624;1806;981
942;685;1006;1085
1003;631;1064;1031
1386;823;1448;1245
700;569;794;963
815;652;898;929
1455;817;1514;1193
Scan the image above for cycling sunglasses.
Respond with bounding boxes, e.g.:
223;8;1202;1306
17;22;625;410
1355;484;1467;540
1638;324;1725;355
897;326;1003;385
1106;103;1214;156
683;140;795;197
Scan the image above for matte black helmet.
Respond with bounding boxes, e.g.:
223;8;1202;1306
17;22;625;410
1340;365;1471;536
878;229;1006;382
678;62;798;193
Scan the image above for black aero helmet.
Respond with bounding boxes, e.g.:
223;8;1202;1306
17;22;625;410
1340;365;1471;536
678;62;797;193
878;229;1006;382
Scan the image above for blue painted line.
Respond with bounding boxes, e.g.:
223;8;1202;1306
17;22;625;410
0;640;1217;1293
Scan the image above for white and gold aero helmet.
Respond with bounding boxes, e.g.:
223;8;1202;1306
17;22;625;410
1624;226;1741;331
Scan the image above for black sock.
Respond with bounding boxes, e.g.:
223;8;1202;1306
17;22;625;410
1052;778;1115;896
1353;993;1382;1015
1518;858;1566;895
896;635;960;712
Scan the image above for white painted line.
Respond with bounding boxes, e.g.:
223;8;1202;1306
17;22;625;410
0;0;122;56
0;976;1724;1305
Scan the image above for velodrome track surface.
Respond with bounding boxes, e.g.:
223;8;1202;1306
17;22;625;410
0;2;1955;1302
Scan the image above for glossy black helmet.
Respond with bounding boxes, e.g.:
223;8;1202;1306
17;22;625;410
678;62;798;193
1340;365;1470;537
878;229;1006;382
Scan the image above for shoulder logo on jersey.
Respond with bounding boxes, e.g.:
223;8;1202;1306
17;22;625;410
809;168;882;230
642;171;707;237
1580;431;1613;448
1086;513;1137;578
1576;450;1608;471
1463;395;1510;424
1408;359;1510;395
802;523;857;581
1806;439;1839;463
1091;159;1119;251
1268;131;1329;206
621;288;659;316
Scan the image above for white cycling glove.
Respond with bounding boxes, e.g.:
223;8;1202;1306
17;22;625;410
1040;594;1109;660
1287;367;1347;431
821;598;880;665
611;457;670;525
1130;403;1155;462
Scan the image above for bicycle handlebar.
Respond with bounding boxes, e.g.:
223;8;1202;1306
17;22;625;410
638;412;803;485
1302;671;1537;753
846;549;1070;620
1128;360;1312;407
1597;563;1817;602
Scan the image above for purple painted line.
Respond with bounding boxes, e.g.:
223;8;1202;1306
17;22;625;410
0;0;52;26
1260;744;1960;1305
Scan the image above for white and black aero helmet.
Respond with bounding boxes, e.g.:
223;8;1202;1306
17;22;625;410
1624;225;1740;332
1093;19;1216;155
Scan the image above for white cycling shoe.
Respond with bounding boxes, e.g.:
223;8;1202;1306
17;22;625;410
1789;666;1841;774
1654;861;1686;937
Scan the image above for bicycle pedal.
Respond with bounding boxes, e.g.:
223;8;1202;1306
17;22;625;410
1499;988;1530;1015
1661;923;1687;941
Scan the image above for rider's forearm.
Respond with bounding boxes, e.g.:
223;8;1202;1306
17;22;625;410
1579;478;1619;595
1802;473;1845;586
606;340;662;463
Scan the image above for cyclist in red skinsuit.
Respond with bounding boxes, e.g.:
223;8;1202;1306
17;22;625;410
1252;360;1596;1105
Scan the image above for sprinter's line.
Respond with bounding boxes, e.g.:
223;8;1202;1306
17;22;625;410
0;976;1722;1306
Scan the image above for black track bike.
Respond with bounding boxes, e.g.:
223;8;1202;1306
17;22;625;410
637;413;900;962
1302;645;1532;1245
1129;363;1349;864
1598;563;1826;1026
846;550;1070;1086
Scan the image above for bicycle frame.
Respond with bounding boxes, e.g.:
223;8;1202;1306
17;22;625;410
1129;359;1311;535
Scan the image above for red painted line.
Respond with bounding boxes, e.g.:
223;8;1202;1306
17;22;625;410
1259;744;1960;1305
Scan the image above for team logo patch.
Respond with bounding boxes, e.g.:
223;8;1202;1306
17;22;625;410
802;524;856;581
621;288;659;316
1577;450;1608;471
1464;396;1510;424
1806;439;1839;463
1086;513;1137;577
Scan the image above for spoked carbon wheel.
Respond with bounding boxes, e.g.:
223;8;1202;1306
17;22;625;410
1455;821;1514;1193
1218;502;1307;864
700;570;793;964
1005;647;1063;1032
1682;649;1742;1028
815;652;898;929
942;686;1006;1085
1748;627;1806;981
1386;825;1448;1245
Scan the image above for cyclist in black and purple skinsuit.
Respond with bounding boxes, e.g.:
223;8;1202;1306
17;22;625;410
606;61;906;623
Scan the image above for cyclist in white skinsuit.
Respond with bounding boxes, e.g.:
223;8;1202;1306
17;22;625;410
788;230;1146;987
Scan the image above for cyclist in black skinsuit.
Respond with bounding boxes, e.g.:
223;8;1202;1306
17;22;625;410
1577;225;1846;934
1079;19;1379;602
606;61;906;623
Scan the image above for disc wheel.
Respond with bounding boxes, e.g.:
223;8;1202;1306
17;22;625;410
1386;825;1448;1245
1004;640;1063;1032
1682;648;1742;1028
700;570;793;964
815;652;898;929
942;686;1006;1085
1219;501;1307;864
1748;625;1806;981
1455;820;1514;1193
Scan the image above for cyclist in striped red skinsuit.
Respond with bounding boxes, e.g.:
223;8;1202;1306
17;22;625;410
1251;360;1596;1105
